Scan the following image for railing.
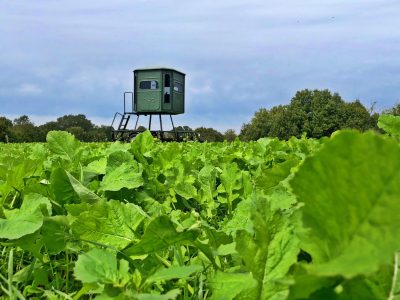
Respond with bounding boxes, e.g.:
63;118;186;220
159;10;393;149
110;112;123;130
123;92;134;114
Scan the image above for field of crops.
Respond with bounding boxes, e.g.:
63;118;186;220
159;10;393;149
0;115;400;299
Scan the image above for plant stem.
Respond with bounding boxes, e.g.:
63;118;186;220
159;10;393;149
389;252;399;300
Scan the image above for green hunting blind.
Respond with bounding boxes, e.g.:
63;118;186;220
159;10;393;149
134;68;185;114
111;67;195;141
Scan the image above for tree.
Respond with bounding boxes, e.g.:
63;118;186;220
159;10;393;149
13;115;33;126
36;114;113;142
383;103;400;116
0;116;12;142
175;125;193;132
240;89;378;141
136;125;147;132
341;100;377;131
287;89;344;138
37;121;61;142
240;105;296;140
66;126;86;141
9;115;38;142
194;127;224;142
224;129;237;142
56;114;94;132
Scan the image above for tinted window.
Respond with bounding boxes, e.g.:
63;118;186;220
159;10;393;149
139;80;159;90
164;74;170;87
164;93;170;103
173;82;183;93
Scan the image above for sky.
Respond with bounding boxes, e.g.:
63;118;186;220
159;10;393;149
1;0;400;132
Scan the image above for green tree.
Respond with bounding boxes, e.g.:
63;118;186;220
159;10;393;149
194;127;224;142
56;114;94;132
136;125;147;132
341;100;377;131
86;126;112;142
224;129;237;142
175;125;193;132
0;116;13;142
240;89;378;141
37;121;61;142
9;115;39;142
66;126;86;141
240;105;296;141
37;115;112;142
287;89;344;138
383;103;400;116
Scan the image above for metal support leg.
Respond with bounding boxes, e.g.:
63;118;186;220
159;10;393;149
148;115;152;130
134;115;140;130
170;115;177;140
159;114;163;141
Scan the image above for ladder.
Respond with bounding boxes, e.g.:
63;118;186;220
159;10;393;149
118;114;131;130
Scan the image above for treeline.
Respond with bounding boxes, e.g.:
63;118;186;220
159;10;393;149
240;89;383;141
199;89;398;141
1;89;399;143
0;114;112;143
0;113;237;143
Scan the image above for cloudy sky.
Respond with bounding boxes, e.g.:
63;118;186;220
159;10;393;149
1;0;400;132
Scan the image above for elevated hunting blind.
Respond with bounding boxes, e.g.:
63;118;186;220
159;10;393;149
134;68;185;114
111;67;195;141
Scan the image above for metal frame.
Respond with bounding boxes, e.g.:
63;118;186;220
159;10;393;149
111;111;196;142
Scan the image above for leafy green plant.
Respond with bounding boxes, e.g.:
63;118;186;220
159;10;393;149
0;130;399;299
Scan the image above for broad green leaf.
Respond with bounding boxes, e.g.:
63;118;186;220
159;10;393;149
254;159;299;193
136;289;181;300
65;171;100;203
106;150;134;171
338;268;392;300
41;216;70;254
3;159;40;193
146;265;203;283
11;231;43;259
288;266;340;300
216;242;237;256
377;114;400;136
46;131;80;161
22;193;52;215
74;248;129;284
234;194;300;299
51;168;78;205
72;200;146;249
123;216;199;256
51;168;99;205
0;193;50;239
131;130;154;158
219;162;242;200
28;143;48;161
101;151;143;191
290;267;392;300
210;272;257;300
198;165;217;198
175;182;197;199
85;157;107;174
267;185;297;212
291;130;400;278
223;198;252;236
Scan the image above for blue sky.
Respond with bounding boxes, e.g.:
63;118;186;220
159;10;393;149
1;0;400;132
